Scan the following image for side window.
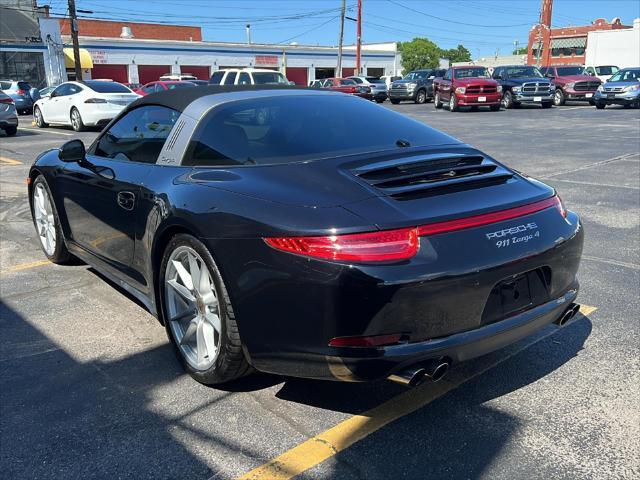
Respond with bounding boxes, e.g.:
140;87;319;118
351;77;363;84
155;83;165;92
142;84;156;94
444;69;452;80
53;84;70;96
67;84;83;95
238;72;251;85
210;71;224;84
223;72;237;85
493;68;502;79
92;106;180;164
325;79;334;87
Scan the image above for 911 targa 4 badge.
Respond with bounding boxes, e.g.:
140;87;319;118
486;222;540;248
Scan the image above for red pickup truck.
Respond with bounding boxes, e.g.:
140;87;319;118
433;66;502;112
539;66;601;106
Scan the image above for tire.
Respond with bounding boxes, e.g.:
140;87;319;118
449;93;458;112
595;102;606;110
70;107;86;132
390;99;400;104
415;89;427;104
34;106;48;128
490;104;500;111
375;98;385;103
501;91;514;109
434;92;443;109
4;126;17;136
541;102;553;109
160;234;251;385
30;175;71;264
554;89;565;106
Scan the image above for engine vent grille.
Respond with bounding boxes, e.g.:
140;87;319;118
351;153;513;200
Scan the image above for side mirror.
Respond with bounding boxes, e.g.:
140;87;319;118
50;90;58;98
58;139;86;163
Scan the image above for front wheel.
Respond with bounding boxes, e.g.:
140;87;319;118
30;176;71;264
434;92;443;109
70;107;86;132
501;91;514;109
415;89;427;104
595;101;606;109
160;234;251;385
554;89;565;106
34;106;48;128
390;98;400;104
449;94;458;112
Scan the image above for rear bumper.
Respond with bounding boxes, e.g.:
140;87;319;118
354;92;374;100
458;93;501;106
212;207;584;382
0;116;18;127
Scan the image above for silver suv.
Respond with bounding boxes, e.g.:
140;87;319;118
0;91;18;136
348;76;388;103
0;80;34;114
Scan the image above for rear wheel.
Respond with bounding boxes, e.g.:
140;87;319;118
30;176;71;264
160;234;251;385
434;92;443;109
449;94;458;112
415;89;426;104
34;106;48;128
70;107;86;132
554;89;565;106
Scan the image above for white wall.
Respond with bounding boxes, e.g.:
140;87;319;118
585;19;640;68
39;17;67;85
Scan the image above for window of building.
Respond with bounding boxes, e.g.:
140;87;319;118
0;51;46;88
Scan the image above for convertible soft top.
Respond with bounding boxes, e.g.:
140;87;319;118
129;84;308;112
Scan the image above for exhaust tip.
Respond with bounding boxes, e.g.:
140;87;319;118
388;367;427;387
427;362;449;382
556;303;580;326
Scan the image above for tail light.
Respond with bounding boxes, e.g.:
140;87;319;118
85;98;108;103
0;97;14;104
265;196;565;263
17;89;26;96
265;227;419;262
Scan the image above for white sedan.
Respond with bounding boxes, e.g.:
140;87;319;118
33;81;140;131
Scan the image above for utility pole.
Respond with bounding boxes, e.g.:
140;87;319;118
246;24;252;44
336;0;346;77
356;0;362;75
68;0;82;81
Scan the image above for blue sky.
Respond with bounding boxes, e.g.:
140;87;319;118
45;0;640;57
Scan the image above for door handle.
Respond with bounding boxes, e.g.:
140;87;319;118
117;191;135;211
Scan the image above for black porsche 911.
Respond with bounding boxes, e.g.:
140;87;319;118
28;85;583;387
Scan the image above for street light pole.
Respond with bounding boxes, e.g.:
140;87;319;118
356;0;362;75
336;0;346;77
68;0;82;81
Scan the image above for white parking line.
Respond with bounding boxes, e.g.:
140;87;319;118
560;106;592;110
19;127;73;136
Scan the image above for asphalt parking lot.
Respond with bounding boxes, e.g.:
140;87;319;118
1;102;639;479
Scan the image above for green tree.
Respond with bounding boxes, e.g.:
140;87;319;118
441;44;472;63
512;47;528;55
398;37;441;72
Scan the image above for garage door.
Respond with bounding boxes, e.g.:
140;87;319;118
286;67;307;85
90;64;128;83
181;66;209;80
342;68;355;77
138;65;170;84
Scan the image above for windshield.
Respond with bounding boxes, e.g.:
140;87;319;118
366;77;385;84
185;95;454;167
608;69;640;82
252;72;288;84
506;66;542;78
595;66;619;75
167;82;195;90
454;67;489;79
555;66;585;76
84;81;132;93
404;71;428;80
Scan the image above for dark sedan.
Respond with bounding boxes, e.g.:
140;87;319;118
28;85;584;387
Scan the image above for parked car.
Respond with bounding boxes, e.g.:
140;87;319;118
433;66;502;112
492;65;554;109
583;65;619;83
187;80;209;86
159;74;198;81
33;81;139;132
594;67;640;109
322;77;373;99
135;81;196;96
38;86;57;98
309;79;326;88
348;76;388;103
28;85;584;387
540;66;601;106
380;75;402;89
0;80;34;114
209;68;289;86
389;69;446;104
0;91;18;136
123;82;142;91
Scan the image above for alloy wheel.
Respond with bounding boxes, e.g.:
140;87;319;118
33;183;56;256
71;110;80;130
35;107;43;127
165;246;221;371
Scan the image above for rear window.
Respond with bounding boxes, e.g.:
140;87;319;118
366;77;385;84
17;82;32;90
252;72;287;84
185;94;454;167
595;66;618;75
84;81;132;93
0;81;11;90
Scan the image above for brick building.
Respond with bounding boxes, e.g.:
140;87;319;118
58;18;202;42
527;0;631;66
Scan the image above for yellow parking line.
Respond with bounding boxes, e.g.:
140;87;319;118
2;259;51;273
0;156;22;165
237;304;598;480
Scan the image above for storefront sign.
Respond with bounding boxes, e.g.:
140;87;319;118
91;50;108;64
255;55;278;66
